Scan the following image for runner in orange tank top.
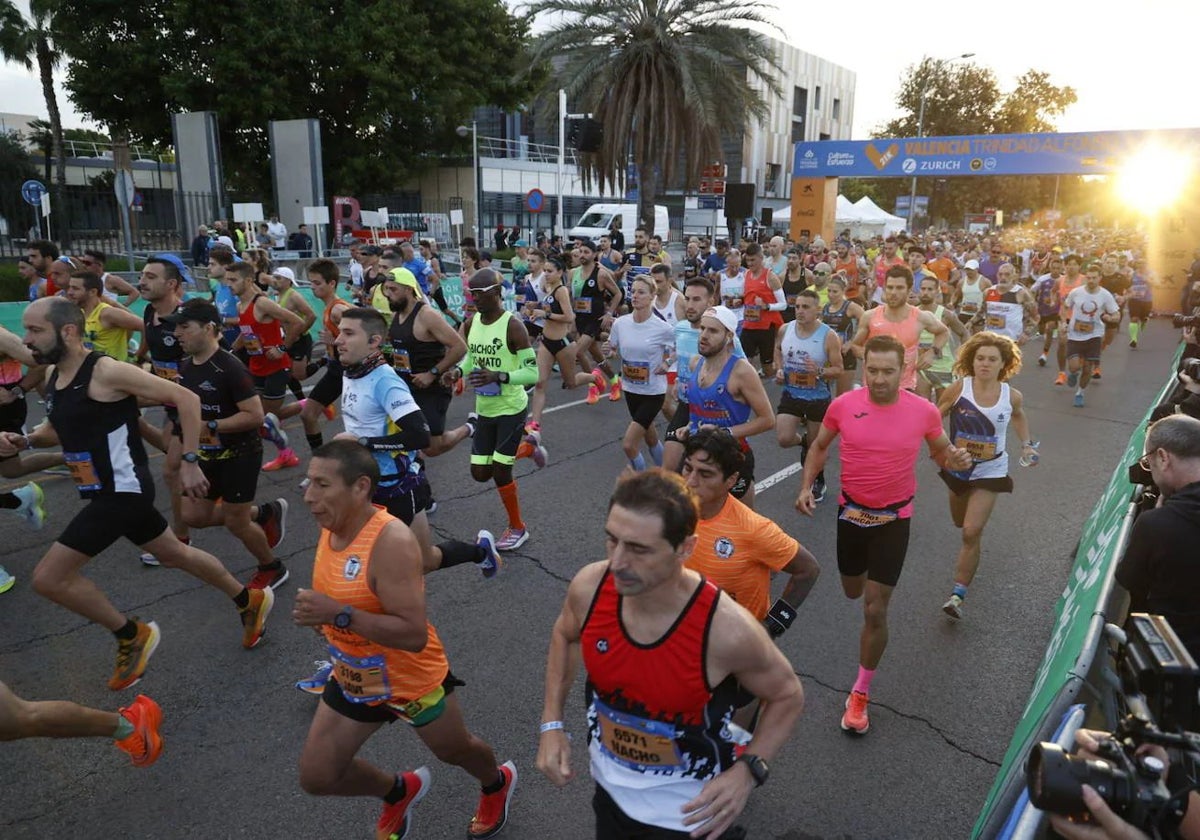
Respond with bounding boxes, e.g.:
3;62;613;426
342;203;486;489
849;264;949;391
294;440;517;840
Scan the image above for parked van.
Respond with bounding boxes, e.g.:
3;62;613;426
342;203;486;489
567;203;669;243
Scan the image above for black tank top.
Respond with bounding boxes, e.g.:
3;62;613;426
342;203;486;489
541;284;566;315
579;264;605;317
822;300;854;340
47;352;153;499
143;302;185;380
781;274;808;323
388;302;448;385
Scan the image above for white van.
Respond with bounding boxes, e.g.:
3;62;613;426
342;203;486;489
567;203;670;243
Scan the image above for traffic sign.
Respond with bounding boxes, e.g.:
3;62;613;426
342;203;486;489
21;179;46;207
699;196;725;210
526;188;545;213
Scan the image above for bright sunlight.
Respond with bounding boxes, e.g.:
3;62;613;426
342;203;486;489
1114;142;1195;215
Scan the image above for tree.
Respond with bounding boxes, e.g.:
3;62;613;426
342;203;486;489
0;130;37;192
0;0;69;246
55;0;535;196
523;0;783;236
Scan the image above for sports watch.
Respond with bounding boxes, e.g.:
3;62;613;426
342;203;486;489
181;451;200;463
333;605;354;629
737;753;769;787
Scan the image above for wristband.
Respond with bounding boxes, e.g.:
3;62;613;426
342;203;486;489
539;721;565;734
429;366;440;378
763;598;797;639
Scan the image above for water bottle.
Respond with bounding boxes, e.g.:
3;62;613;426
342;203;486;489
1019;440;1040;467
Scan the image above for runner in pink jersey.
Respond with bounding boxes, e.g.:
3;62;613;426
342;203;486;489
795;335;971;736
849;264;948;391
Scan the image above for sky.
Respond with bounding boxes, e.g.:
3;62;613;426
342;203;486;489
2;0;1198;139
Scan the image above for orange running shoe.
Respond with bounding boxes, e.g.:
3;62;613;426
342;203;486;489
109;620;161;691
1091;365;1102;380
608;378;622;402
841;690;870;735
240;587;275;649
115;694;164;767
1054;372;1067;386
469;761;518;839
376;767;432;840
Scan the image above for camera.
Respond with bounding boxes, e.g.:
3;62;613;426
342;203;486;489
1183;358;1200;381
1173;314;1200;330
1027;614;1200;836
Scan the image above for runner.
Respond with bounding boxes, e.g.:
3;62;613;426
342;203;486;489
717;248;746;329
1063;263;1120;408
915;275;968;403
774;289;841;502
166;298;292;590
536;470;805;840
1098;254;1131;370
381;269;473;458
1053;254;1087;385
675;306;774;509
951;259;989;329
1127;258;1154;349
651;263;684;326
294;440;516;840
739;243;786;379
978;263;1035;343
780;249;811;321
1029;255;1065;368
0;327;62;482
936;331;1037;620
820;276;865;398
602;276;676;471
795;335;971;734
268;266;318;403
445;270;543;550
288;259;349;455
66;271;143;361
849;265;949;393
870;238;905;305
571;241;623;403
832;242;863;302
3;297;274;690
78;250;140;306
0;681;162;766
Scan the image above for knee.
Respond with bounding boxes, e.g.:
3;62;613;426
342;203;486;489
427;736;479;768
181;508;209;529
469;466;492;483
962;523;985;545
863;597;889;628
298;760;339;797
776;430;796;448
30;563;61;599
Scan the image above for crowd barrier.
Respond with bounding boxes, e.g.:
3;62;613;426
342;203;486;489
972;347;1183;839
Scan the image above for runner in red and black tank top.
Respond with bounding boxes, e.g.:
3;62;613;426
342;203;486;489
238;293;290;378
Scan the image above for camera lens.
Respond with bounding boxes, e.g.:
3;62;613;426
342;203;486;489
1026;742;1135;816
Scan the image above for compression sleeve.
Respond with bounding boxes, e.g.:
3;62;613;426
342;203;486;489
365;408;431;452
507;346;539;386
767;287;788;312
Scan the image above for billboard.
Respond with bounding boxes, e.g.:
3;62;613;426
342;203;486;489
792;128;1200;178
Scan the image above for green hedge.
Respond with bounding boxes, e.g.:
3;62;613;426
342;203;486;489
0;262;29;302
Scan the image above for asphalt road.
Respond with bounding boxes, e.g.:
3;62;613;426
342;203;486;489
0;321;1182;840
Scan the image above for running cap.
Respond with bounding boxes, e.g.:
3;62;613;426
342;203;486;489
272;266;295;282
703;306;738;335
386;267;424;298
161;298;221;327
964;259;980;270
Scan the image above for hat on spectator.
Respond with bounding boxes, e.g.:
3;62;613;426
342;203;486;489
964;259;980;270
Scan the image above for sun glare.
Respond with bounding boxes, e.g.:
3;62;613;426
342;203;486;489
1114;144;1195;215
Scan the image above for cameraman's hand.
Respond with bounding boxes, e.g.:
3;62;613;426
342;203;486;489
1048;785;1150;840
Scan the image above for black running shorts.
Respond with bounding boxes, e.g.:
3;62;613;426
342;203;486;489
411;387;452;437
624;392;665;430
835;514;911;587
200;450;262;504
308;360;344;408
57;493;170;556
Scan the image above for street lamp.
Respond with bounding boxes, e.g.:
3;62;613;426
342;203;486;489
456;121;480;244
907;53;974;232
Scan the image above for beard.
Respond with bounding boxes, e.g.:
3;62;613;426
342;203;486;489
30;333;64;365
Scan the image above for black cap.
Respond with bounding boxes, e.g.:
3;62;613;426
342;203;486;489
161;298;221;327
362;245;383;256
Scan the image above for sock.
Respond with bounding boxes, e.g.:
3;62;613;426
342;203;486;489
629;453;646;471
609;373;620;385
383;774;408;805
1076;386;1084;396
497;482;525;530
481;770;507;795
1129;322;1141;341
437;540;483;569
114;619;139;642
649;441;664;467
0;492;19;510
253;504;269;525
258;560;282;572
113;715;135;740
306;432;324;452
852;666;875;695
287;379;304;401
233;588;250;609
952;582;968;599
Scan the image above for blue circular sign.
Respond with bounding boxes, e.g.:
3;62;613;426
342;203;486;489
21;179;46;207
526;188;545;213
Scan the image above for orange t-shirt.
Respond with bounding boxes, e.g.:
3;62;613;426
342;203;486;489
926;257;955;285
314;506;448;704
685;496;798;620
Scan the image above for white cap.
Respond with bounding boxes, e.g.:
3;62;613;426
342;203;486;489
703;306;738;335
273;266;295;282
216;235;235;249
964;259;980;270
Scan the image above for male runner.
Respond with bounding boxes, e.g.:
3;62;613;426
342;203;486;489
739;243;787;379
1053;254;1087;386
166;298;291;590
287;258;350;455
537;469;805;840
849;264;949;392
1030;255;1065;367
0;326;62;482
795;335;971;734
268;266;318;403
1063;264;1120;408
294;441;516;840
78;250;140;305
977;263;1035;343
915;275;967;403
1098;253;1132;369
66;271;143;361
445;270;542;550
3;297;274;690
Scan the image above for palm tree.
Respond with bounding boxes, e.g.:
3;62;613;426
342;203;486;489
0;0;70;247
523;0;783;237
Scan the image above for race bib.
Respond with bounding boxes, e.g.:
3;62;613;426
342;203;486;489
574;296;593;314
838;503;899;528
960;302;979;314
786;294;798;307
723;295;743;309
955;432;999;462
63;451;102;491
151;360;180;382
329;647;392;704
239;326;264;355
1075;320;1094;334
595;698;684;771
621;361;650;384
199;424;222;452
985;314;1006;329
786;368;817;389
744;303;763;323
392;347;412;373
473;370;502;397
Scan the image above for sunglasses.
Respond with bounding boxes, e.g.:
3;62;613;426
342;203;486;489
1138;452;1156;471
470;284;502;295
814;271;830;276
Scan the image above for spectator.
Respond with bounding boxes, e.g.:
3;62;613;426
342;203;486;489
256;223;272;248
267;214;288;248
287;224;313;256
190;225;211;267
1115;414;1200;659
493;223;508;253
608;216;625;252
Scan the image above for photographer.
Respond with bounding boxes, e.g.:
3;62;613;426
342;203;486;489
1115;415;1200;660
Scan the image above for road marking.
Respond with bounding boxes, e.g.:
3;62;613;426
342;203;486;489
544;397;590;414
754;461;803;495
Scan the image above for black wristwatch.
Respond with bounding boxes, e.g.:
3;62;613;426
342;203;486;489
206;420;219;432
498;371;510;384
333;605;353;629
737;753;769;787
357;436;372;451
181;451;199;463
429;366;440;378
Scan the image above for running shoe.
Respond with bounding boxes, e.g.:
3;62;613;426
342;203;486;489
522;420;541;447
476;530;502;578
841;690;870;735
0;565;14;594
1091;366;1102;380
521;430;548;469
295;660;333;695
585;383;601;405
469;761;518;840
1073;392;1085;408
248;562;290;591
425;500;438;516
1129;339;1138;349
262;448;301;471
811;477;827;504
495;527;529;551
300;398;337;421
942;594;964;621
608;378;622;402
260;498;289;549
109;620;161;691
1054;372;1067;387
115;694;164;767
376;767;432;840
41;464;72;477
1066;370;1079;388
260;413;289;449
1037;354;1047;367
12;482;45;530
240;587;275;649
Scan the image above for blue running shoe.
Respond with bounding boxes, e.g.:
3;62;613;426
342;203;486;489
295;660;333;695
0;565;14;594
476;530;502;579
261;413;289;449
12;482;45;530
1066;371;1079;388
1073;392;1085;408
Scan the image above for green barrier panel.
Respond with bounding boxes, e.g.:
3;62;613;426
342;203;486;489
971;356;1180;838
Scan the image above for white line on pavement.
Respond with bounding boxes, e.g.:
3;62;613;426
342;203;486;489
754;461;803;495
544;397;590;414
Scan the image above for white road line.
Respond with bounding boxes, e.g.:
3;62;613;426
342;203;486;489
754;461;803;494
543;397;590;414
